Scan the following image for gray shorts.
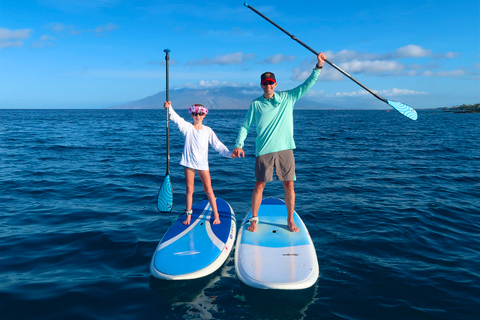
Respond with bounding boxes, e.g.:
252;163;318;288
255;149;296;182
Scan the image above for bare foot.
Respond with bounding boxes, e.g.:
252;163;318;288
247;220;257;232
288;221;299;232
183;215;191;225
212;214;221;225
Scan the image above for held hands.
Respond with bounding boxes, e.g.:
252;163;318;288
316;52;327;69
232;147;245;159
164;101;171;109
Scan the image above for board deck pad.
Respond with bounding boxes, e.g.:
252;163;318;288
151;198;236;280
235;198;319;290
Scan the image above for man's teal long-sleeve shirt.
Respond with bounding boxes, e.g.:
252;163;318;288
235;68;321;156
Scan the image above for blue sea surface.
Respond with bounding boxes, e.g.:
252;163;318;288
0;109;479;319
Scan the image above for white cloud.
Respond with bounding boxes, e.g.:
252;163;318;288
0;41;23;49
186;52;256;66
291;65;345;82
39;35;55;41
316;45;465;79
183;80;257;89
327;44;459;66
305;89;325;97
330;90;370;98
147;59;177;66
0;28;32;48
327;49;376;62
291;68;311;82
422;69;467;77
44;22;119;36
94;22;120;33
0;28;32;40
41;0;119;12
395;45;432;58
45;22;81;35
329;88;427;98
339;60;405;74
74;69;162;79
32;35;56;48
261;54;296;64
45;23;65;33
444;52;459;58
198;80;228;88
329;45;433;61
381;88;428;96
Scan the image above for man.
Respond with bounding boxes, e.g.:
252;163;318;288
232;52;327;232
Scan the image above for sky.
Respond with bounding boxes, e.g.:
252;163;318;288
1;0;479;109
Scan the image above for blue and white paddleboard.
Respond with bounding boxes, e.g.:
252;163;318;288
151;198;236;280
235;198;319;290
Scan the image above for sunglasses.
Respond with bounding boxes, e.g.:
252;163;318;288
262;81;275;86
192;112;205;116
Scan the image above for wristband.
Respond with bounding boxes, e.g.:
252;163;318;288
316;64;323;69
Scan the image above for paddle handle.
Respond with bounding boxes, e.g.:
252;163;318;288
164;49;171;174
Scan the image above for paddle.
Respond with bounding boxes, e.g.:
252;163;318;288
244;2;418;121
157;49;173;212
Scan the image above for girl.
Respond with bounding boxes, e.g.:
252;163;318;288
164;101;234;225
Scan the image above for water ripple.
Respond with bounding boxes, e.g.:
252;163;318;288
0;109;479;319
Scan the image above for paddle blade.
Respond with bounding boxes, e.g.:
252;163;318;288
157;175;173;213
387;100;418;121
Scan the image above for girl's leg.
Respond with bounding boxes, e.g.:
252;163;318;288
198;170;220;225
183;167;195;225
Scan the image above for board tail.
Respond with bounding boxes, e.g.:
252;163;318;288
157;175;173;212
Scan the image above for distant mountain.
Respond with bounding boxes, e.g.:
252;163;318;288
108;86;332;110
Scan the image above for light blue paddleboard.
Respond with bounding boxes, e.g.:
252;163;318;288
235;198;319;290
151;198;236;280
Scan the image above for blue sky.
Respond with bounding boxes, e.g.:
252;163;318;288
1;0;479;109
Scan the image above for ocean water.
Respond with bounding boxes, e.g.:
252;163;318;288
0;109;479;320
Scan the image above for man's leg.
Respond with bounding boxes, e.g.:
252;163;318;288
248;181;266;232
283;180;299;232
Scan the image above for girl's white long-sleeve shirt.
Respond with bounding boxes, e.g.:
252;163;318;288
168;107;231;171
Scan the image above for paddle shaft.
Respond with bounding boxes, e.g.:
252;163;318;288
164;49;171;175
244;3;388;104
